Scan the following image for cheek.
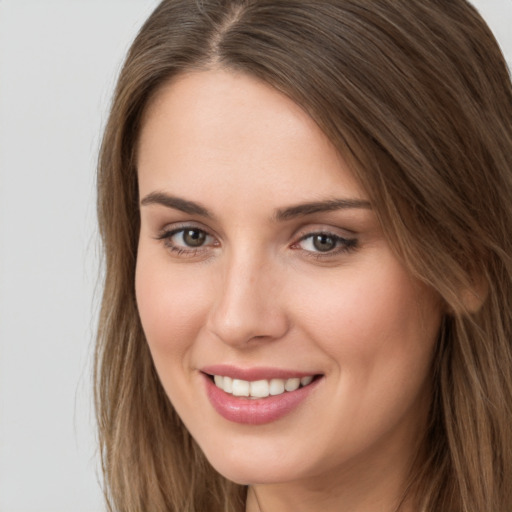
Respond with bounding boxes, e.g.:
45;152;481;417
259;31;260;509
286;259;441;462
291;258;441;380
135;247;211;359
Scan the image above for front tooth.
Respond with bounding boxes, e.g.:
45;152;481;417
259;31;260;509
285;377;300;392
300;376;313;387
269;378;285;395
223;376;233;393
250;380;270;398
232;379;250;397
214;375;224;388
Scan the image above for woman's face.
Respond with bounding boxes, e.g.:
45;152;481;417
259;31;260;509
136;69;442;490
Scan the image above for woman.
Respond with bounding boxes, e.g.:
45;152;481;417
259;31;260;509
95;1;512;511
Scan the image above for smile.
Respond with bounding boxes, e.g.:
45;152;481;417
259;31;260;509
202;369;323;425
213;375;314;398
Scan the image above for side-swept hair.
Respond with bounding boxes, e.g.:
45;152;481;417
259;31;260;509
95;1;512;510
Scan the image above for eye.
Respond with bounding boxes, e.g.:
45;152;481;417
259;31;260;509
179;228;207;247
156;226;217;255
306;234;337;252
295;232;357;255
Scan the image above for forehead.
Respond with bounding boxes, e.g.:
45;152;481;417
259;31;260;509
137;69;367;210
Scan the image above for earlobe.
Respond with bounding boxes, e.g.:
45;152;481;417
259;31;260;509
460;275;488;313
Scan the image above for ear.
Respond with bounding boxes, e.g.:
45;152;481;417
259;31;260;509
460;274;488;313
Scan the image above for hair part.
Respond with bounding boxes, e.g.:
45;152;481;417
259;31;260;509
96;1;512;510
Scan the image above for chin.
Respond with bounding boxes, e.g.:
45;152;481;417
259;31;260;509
211;461;293;486
198;438;310;486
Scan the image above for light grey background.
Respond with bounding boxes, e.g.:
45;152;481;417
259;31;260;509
0;1;510;511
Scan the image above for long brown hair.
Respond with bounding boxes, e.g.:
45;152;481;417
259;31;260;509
95;1;512;510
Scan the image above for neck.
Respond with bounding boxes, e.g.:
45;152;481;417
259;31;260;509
246;472;416;512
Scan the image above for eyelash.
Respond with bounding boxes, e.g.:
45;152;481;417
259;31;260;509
156;226;358;259
293;232;358;260
156;227;217;257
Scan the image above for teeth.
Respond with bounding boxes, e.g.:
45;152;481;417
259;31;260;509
223;376;233;393
212;375;315;398
300;376;313;386
232;379;250;397
269;378;285;395
285;377;300;392
250;380;269;398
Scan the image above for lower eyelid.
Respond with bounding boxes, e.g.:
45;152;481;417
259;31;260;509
300;240;358;260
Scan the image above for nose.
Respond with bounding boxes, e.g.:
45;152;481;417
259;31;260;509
206;250;290;347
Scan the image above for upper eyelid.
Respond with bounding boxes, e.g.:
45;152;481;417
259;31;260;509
293;231;357;248
156;227;218;256
297;229;354;240
157;222;217;238
155;223;357;245
293;224;358;240
158;226;216;242
293;232;359;259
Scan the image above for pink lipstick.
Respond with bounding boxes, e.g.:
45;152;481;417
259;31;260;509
201;366;322;425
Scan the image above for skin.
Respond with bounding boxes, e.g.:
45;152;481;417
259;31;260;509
135;69;443;512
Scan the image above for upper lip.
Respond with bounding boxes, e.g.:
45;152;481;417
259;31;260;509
201;364;320;381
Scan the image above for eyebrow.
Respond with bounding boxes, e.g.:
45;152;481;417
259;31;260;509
140;191;372;220
140;192;213;218
274;198;372;221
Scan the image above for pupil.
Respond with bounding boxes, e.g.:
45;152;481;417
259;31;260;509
313;234;335;252
184;230;206;247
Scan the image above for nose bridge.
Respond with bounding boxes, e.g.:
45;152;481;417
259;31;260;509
207;245;288;346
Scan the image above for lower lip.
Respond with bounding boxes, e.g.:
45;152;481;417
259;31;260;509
203;374;321;425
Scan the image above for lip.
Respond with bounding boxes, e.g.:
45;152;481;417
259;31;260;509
201;368;322;425
201;364;317;381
